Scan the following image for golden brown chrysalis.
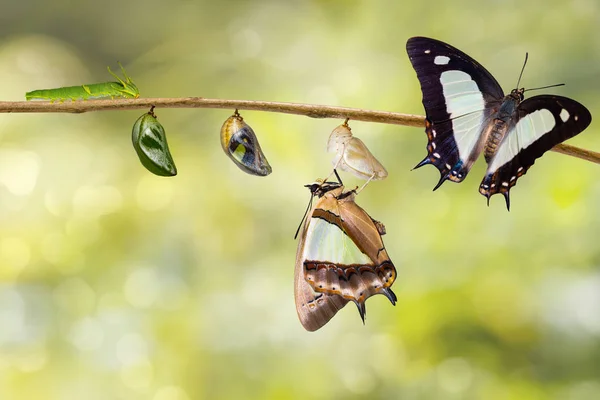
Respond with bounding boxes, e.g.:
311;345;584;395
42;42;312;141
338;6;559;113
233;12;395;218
220;111;272;176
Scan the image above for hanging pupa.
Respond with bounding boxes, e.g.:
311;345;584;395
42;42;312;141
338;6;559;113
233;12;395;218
327;120;388;183
220;111;272;176
131;107;177;176
294;175;397;331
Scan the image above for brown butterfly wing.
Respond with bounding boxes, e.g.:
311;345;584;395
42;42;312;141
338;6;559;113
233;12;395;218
296;188;397;330
294;205;349;332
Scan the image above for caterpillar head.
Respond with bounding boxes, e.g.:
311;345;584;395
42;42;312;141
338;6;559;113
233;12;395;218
108;62;140;99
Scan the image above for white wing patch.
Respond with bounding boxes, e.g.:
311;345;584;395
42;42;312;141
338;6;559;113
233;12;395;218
435;70;487;163
451;110;486;161
440;70;485;118
560;108;570;122
434;55;450;65
303;218;371;265
488;108;556;173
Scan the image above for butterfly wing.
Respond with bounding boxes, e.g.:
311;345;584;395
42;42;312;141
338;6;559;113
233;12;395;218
294;187;396;331
480;95;592;209
406;37;505;188
294;215;349;332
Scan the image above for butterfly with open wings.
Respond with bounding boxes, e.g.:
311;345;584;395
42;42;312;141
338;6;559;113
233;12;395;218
406;36;592;210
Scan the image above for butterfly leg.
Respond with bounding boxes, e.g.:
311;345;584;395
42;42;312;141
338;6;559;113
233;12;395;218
355;173;376;194
322;155;344;184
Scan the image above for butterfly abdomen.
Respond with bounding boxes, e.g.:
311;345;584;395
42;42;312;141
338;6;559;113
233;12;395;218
484;118;509;162
484;97;520;162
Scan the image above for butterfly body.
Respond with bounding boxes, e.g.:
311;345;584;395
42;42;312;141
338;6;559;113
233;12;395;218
483;90;522;161
407;37;592;209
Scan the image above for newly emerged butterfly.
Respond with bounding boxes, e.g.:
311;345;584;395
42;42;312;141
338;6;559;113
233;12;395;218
220;110;272;176
294;175;397;331
25;62;139;101
407;37;592;210
327;120;388;189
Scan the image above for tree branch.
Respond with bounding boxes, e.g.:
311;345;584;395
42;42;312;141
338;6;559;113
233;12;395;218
0;97;596;165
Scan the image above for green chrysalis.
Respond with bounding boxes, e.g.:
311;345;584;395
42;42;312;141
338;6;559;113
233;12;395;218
25;62;139;101
132;108;177;177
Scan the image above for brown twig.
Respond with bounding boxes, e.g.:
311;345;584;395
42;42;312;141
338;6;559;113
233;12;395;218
0;97;596;164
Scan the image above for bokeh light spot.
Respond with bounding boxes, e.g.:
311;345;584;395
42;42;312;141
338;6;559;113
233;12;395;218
0;150;39;196
0;288;25;344
69;317;104;351
120;359;154;391
229;28;262;59
135;176;174;212
116;333;149;365
154;386;191;400
124;267;160;308
0;237;31;276
52;278;96;315
73;185;123;218
436;357;473;394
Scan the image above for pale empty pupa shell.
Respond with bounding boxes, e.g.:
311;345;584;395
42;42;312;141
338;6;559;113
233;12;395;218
327;123;387;181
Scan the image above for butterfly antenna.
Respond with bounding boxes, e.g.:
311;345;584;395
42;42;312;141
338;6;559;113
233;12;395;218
515;52;528;89
294;193;314;240
524;83;565;93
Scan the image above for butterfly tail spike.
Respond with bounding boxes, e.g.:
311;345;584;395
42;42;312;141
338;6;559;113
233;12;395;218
354;301;367;324
412;157;431;170
503;191;511;211
382;288;397;305
433;172;450;191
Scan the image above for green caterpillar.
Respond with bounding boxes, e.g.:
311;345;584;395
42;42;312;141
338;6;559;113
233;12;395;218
25;62;139;101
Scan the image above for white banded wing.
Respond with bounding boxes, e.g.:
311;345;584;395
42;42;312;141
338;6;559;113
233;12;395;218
480;95;592;209
407;37;504;189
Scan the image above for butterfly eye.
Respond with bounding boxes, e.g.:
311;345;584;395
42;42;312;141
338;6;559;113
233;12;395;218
131;108;177;176
220;111;272;176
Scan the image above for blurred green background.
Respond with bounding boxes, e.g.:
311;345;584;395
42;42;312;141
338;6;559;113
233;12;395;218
0;0;599;399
